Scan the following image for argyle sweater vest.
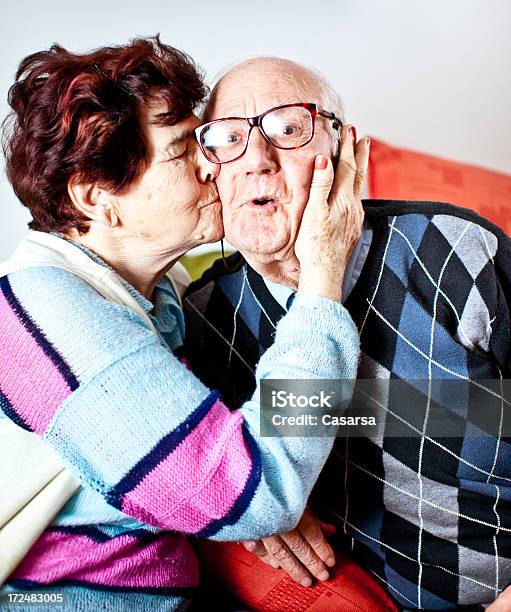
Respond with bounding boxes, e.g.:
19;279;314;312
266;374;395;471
184;201;511;611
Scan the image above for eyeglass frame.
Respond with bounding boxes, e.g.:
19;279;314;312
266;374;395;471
194;102;343;164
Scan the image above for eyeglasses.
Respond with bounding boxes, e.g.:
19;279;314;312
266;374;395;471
194;102;342;164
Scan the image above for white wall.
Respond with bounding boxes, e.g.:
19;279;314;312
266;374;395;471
1;0;510;260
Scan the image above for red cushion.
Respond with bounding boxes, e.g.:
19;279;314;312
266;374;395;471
195;540;397;611
367;138;511;236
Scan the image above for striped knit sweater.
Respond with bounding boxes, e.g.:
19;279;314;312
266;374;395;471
0;232;360;611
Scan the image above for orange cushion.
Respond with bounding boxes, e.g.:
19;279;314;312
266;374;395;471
367;138;511;236
195;540;397;611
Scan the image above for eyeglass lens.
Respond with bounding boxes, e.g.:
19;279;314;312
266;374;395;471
200;106;314;163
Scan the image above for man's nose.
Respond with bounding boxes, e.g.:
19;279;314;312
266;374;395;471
194;141;220;183
241;126;279;175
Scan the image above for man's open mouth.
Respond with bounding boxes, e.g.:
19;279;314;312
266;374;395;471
251;198;275;206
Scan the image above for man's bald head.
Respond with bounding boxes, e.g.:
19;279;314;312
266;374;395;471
203;56;345;270
205;57;344;128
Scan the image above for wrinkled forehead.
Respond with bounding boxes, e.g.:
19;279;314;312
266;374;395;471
206;63;321;120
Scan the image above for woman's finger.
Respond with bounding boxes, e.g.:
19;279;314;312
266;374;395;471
331;124;357;195
353;137;371;198
257;551;281;569
317;518;337;537
275;506;337;580
242;539;268;557
295;507;336;569
243;539;281;569
264;535;314;587
308;155;335;205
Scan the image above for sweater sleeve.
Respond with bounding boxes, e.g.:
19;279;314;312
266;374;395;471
0;267;359;540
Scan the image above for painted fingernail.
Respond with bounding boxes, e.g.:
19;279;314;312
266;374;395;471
300;577;312;588
318;570;329;581
315;155;328;170
325;557;335;567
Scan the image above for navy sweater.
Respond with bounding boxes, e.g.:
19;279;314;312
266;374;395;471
184;200;511;610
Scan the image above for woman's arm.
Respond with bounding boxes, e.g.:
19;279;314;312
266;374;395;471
1;266;357;541
0;127;368;541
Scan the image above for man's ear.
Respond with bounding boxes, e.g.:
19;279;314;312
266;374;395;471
67;177;120;228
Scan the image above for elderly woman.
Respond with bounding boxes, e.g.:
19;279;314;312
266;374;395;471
0;37;365;610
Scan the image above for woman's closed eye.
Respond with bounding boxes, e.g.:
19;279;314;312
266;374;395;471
168;151;186;163
161;141;189;163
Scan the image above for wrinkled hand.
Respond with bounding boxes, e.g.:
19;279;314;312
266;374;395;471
241;507;336;587
486;585;511;610
295;125;369;302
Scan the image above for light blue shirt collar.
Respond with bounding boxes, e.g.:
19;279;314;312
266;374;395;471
263;222;373;310
57;233;185;345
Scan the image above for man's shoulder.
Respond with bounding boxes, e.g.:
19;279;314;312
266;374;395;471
363;199;509;241
363;199;511;275
356;199;511;359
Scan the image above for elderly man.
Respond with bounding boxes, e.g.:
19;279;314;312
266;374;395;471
184;57;511;610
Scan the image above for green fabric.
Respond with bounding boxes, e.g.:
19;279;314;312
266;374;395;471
180;251;232;281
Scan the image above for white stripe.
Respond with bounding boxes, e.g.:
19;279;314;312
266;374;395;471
332;449;511;532
477;223;496;265
417;221;471;607
183;297;255;374
360;216;398;335
392;224;477;349
366;302;511;407
329;512;498;593
228;273;247;369
488;372;504;599
493;485;501;599
342;436;349;535
487;372;504;485
356;385;511;484
370;569;418;607
244;268;277;331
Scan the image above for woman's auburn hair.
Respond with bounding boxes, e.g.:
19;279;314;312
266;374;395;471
2;35;208;234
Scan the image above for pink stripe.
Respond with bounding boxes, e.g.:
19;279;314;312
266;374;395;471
122;399;253;532
12;529;198;589
0;291;72;434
